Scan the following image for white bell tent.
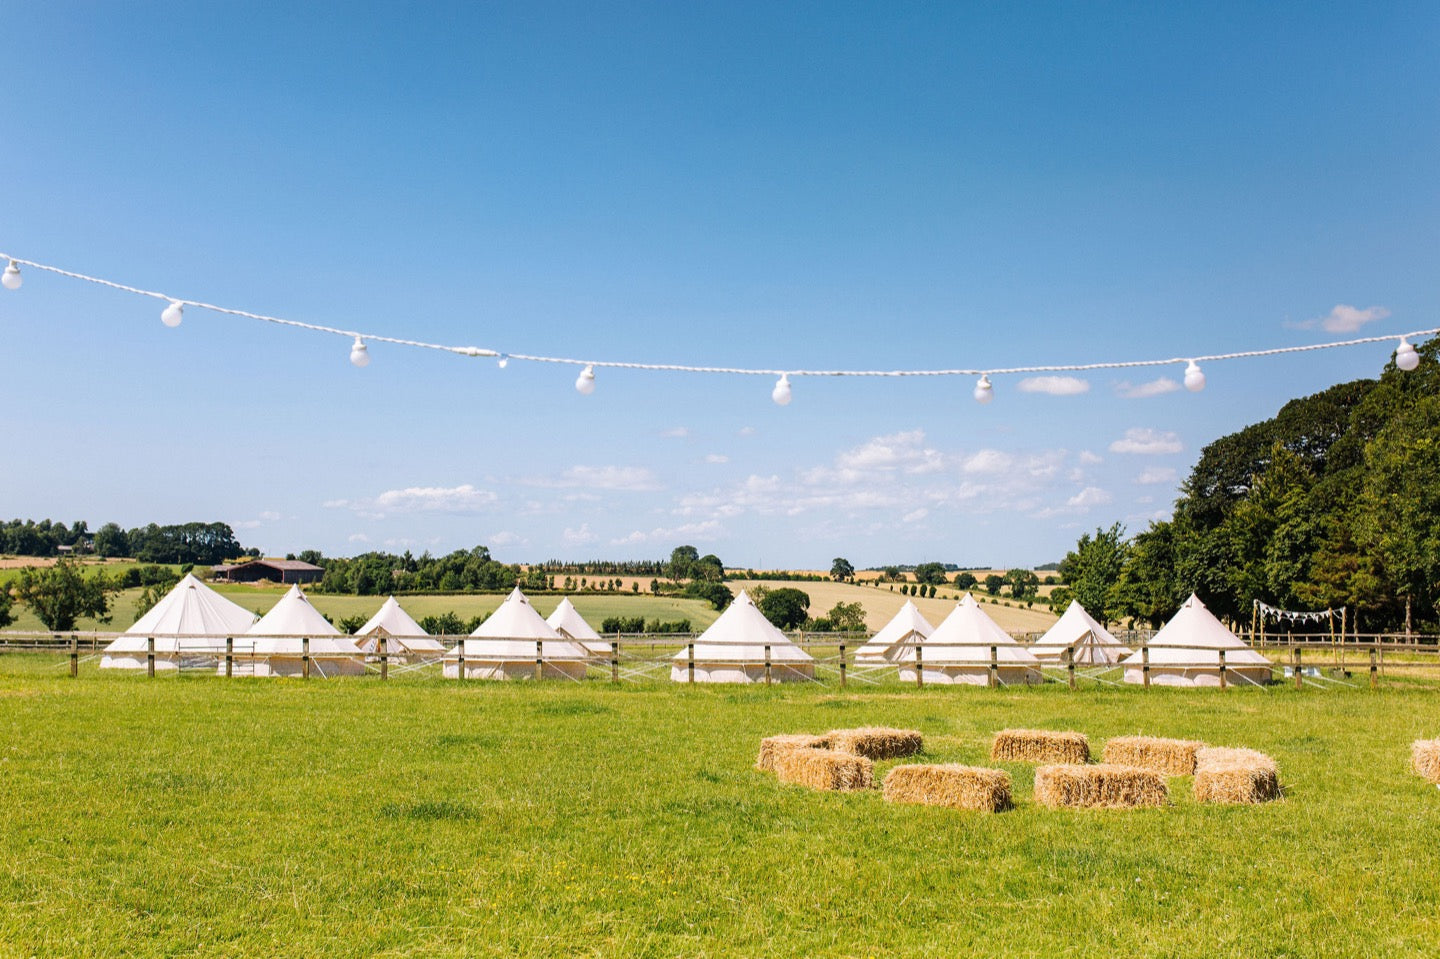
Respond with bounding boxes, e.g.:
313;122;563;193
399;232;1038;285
442;588;589;680
228;584;365;677
853;599;933;664
100;573;258;670
1029;600;1130;665
353;596;445;659
546;597;608;654
670;590;814;683
896;593;1041;686
1120;593;1272;687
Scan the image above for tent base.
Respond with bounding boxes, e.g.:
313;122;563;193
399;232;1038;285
442;660;589;680
897;666;1041;686
668;664;815;683
1122;667;1273;687
250;657;367;678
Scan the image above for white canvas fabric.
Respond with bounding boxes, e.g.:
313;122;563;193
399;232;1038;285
353;596;445;656
670;590;814;683
1121;593;1272;687
100;573;258;670
853;600;933;664
443;588;589;680
228;585;364;677
896;593;1041;686
1030;600;1130;665
546;597;608;654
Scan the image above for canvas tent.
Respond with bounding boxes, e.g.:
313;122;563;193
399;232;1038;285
100;573;258;670
1030;600;1130;665
853;600;933;664
896;593;1041;686
546;597;608;655
443;588;589;680
670;590;814;683
353;596;445;659
227;584;365;677
1120;593;1272;687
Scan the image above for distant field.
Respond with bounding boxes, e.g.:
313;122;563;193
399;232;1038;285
731;579;1059;634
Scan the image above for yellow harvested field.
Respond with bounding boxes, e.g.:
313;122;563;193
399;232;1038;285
728;579;1057;633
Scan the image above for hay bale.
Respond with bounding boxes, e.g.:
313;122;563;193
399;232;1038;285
1412;739;1440;784
882;764;1011;812
1194;747;1280;804
756;733;831;772
1102;735;1206;775
991;728;1090;765
1034;764;1168;809
827;727;924;761
772;747;874;792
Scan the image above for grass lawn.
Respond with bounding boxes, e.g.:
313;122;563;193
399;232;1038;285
2;658;1437;956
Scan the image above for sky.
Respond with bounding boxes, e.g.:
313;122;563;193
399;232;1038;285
2;2;1437;569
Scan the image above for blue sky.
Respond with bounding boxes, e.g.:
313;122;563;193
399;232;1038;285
2;2;1436;568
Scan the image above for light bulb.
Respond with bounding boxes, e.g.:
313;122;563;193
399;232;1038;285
497;353;509;369
1184;360;1206;392
1395;338;1420;372
771;374;792;406
349;336;370;368
161;301;184;328
575;364;596;394
973;374;993;404
1;261;21;291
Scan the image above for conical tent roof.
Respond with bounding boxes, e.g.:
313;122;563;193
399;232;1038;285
452;588;588;661
546;597;607;653
102;574;257;657
672;591;814;664
1120;594;1269;667
901;593;1039;665
354;596;444;654
247;585;361;657
854;600;933;662
1030;600;1129;664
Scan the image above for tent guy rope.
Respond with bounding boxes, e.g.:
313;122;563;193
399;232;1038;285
1;251;1432;401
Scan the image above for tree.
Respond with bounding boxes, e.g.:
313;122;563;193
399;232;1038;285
1004;569;1040;600
683;580;734;611
668;545;700;581
758;587;810;630
953;571;977;591
913;562;948;586
0;586;12;628
807;601;866;632
14;559;112;631
830;557;855;582
692;553;725;583
93;522;130;558
1056;523;1129;623
983;574;1004;596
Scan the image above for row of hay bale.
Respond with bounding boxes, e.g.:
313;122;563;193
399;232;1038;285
757;727;926;792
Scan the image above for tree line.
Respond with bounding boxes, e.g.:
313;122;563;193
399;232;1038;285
0;519;253;566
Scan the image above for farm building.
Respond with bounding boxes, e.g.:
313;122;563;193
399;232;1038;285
210;558;324;584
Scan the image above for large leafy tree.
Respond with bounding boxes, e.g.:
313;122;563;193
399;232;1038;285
1056;523;1128;622
758;587;811;630
830;557;855;582
14;559;113;631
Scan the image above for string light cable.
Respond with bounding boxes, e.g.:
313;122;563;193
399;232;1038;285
1;252;1432;400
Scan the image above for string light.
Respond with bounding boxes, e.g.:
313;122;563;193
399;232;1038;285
1183;360;1206;392
0;251;1432;402
1395;337;1420;372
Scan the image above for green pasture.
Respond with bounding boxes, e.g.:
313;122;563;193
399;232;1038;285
1;659;1438;957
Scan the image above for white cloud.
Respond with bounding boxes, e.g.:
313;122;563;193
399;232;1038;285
489;530;524;547
704;453;729;464
1017;376;1090;396
1066;486;1113;509
834;430;946;474
902;507;929;523
347;533;370;543
233;510;282;530
325;484;499;517
562;524;597;546
1078;450;1103;465
661;426;689;438
1115;377;1181;399
609;520;725;546
1109;428;1183;455
737;426;756;436
1287;304;1391;333
961;449;1013;474
1136;466;1179;485
525;466;661;491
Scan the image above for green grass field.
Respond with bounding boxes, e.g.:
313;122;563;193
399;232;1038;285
2;657;1437;957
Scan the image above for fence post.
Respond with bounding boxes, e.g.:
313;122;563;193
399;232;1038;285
147;636;155;678
535;639;544;681
687;642;695;684
457;635;466;680
1063;645;1075;689
610;640;619;684
69;635;78;678
838;642;847;689
225;636;233;677
1218;648;1228;690
303;636;310;680
764;644;772;685
379;635;388;681
1292;647;1302;691
1142;644;1151;689
1369;647;1377;690
915;642;924;689
988;645;998;689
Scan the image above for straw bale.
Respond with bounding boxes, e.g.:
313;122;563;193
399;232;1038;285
756;733;831;772
991;729;1089;765
827;727;924;761
1412;739;1440;785
882;764;1011;813
772;747;874;792
1034;764;1168;809
1102;736;1206;775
